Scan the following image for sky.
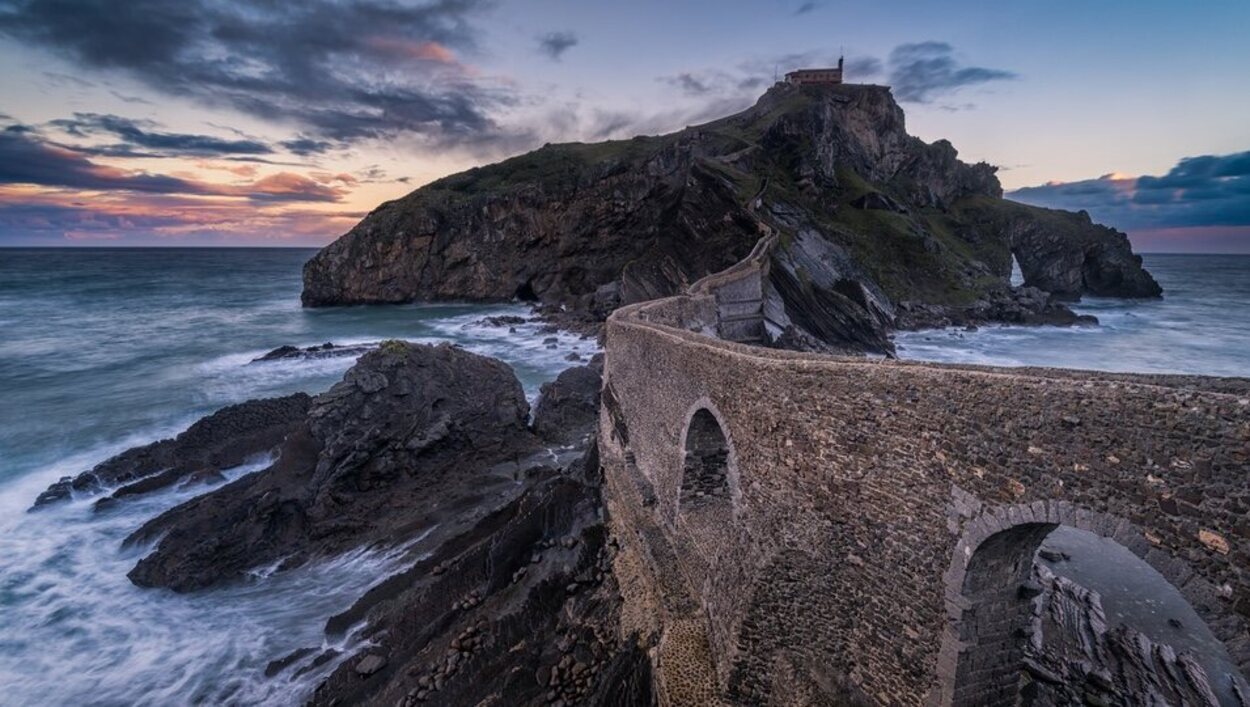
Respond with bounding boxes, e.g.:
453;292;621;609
0;0;1247;252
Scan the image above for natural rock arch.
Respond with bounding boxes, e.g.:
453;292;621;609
675;400;740;536
936;501;1247;706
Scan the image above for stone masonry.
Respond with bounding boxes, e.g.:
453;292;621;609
598;261;1250;705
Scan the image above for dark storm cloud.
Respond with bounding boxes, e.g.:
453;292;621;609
1009;151;1250;230
0;129;219;193
354;165;411;184
537;31;578;60
887;42;1016;103
0;129;344;202
281;137;338;156
0;0;514;145
0;200;198;238
0;198;364;244
49;113;274;155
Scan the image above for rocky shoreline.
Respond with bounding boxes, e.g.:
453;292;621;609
32;394;312;511
894;285;1098;331
25;82;1210;705
34;340;650;705
33;327;1248;704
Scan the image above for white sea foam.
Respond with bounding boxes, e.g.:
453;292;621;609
897;255;1250;378
0;293;594;706
0;455;427;706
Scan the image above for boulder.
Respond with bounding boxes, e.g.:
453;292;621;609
532;357;604;445
355;654;387;677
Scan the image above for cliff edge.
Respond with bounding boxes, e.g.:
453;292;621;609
303;83;1160;352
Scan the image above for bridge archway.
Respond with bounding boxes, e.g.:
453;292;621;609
675;400;740;540
937;502;1247;706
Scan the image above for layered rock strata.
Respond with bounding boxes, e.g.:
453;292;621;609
303;83;1159;353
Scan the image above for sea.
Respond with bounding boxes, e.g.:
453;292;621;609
895;253;1250;377
0;248;1246;705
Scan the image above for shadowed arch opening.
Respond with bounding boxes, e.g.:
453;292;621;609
681;409;731;509
950;522;1055;706
947;514;1248;707
675;402;740;552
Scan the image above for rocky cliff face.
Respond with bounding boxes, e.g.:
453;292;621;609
303;82;1160;352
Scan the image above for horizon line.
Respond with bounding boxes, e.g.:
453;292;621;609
3;245;1250;256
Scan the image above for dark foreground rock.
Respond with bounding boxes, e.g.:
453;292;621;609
93;339;650;704
31;394;311;510
1021;566;1249;706
532;354;605;445
302;448;654;707
124;341;540;592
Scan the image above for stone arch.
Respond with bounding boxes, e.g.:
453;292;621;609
675;399;741;532
935;500;1248;706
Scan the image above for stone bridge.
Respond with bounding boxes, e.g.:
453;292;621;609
598;263;1250;705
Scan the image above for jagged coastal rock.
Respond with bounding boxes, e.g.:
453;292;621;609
251;341;377;362
31;394;311;509
124;341;544;591
1021;566;1227;706
532;354;606;446
40;340;649;703
303;82;1159;353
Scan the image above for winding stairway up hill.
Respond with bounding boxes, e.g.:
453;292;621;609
302;82;1160;353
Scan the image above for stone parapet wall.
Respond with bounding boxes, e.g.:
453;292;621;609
600;294;1250;705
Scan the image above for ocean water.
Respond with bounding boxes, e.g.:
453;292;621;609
0;248;1246;704
0;248;596;705
896;254;1250;377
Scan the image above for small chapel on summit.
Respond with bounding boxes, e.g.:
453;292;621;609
784;57;844;85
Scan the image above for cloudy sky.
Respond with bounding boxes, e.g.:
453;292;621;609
1;0;1247;251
